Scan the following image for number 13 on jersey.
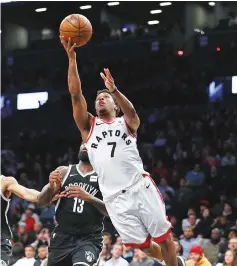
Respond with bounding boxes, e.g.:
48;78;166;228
73;198;84;213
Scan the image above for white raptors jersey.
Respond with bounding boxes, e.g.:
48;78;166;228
86;116;146;199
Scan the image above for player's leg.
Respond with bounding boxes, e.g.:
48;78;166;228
71;240;102;266
1;239;12;266
47;231;72;266
139;175;178;266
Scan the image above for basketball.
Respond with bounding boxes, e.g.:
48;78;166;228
59;14;92;47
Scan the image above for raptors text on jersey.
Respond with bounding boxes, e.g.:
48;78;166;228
86;116;148;199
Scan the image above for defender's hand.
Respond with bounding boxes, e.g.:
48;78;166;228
100;68;117;92
65;186;92;201
60;36;77;60
49;171;62;190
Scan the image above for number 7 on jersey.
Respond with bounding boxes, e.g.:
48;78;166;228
107;142;116;157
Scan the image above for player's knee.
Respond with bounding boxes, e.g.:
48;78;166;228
139;245;152;256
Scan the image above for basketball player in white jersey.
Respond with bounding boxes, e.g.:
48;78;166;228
60;36;178;266
1;175;40;265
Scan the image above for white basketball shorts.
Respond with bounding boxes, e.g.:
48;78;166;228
104;174;171;248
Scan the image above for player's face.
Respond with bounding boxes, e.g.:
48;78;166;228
95;92;116;116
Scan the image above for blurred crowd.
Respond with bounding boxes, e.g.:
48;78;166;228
1;13;237;266
2;103;237;266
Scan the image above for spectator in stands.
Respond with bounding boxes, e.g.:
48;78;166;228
122;245;134;262
14;222;35;247
31;228;50;249
12;245;36;266
186;245;211;266
33;245;48;266
130;250;154;266
200;228;223;265
104;244;129;266
9;242;24;266
158;178;175;197
104;232;112;250
129;248;140;265
216;250;237;266
222;203;235;222
221;151;236;167
182;214;200;232
173;239;183;257
19;208;39;232
98;245;111;266
185;164;206;186
195;208;214;238
228;238;237;255
151;160;168;180
180;227;198;259
170;216;182;238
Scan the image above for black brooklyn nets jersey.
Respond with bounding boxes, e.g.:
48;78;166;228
1;188;13;240
55;164;104;236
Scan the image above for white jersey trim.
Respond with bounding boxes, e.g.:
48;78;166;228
85;116;96;143
55;165;72;212
76;163;95;178
122;115;136;139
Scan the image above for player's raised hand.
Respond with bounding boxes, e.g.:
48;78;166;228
100;68;117;92
65;186;92;202
49;170;62;190
60;36;77;60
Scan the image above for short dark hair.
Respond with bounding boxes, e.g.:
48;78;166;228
103;232;112;240
25;245;35;251
38;245;48;249
96;89;120;116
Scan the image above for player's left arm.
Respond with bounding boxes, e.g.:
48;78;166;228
64;186;109;216
6;176;40;202
100;68;140;133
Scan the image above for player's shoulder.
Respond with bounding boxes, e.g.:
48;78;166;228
55;165;70;176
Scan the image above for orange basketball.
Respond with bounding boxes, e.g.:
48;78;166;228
59;14;92;47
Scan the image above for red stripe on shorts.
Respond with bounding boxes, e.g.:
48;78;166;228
153;227;171;243
124;235;151;248
142;173;164;204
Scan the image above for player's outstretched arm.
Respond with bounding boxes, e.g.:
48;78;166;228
37;166;67;208
64;186;109;216
100;68;140;133
60;36;93;141
6;176;40;202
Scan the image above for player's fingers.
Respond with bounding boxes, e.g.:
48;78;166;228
59;192;67;198
60;36;67;48
106;78;114;84
69;43;77;53
106;68;113;80
100;72;106;81
67;38;71;50
66;193;79;198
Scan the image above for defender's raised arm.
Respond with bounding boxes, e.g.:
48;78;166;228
60;37;93;141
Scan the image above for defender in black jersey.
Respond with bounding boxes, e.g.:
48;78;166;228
0;175;39;266
37;145;108;266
